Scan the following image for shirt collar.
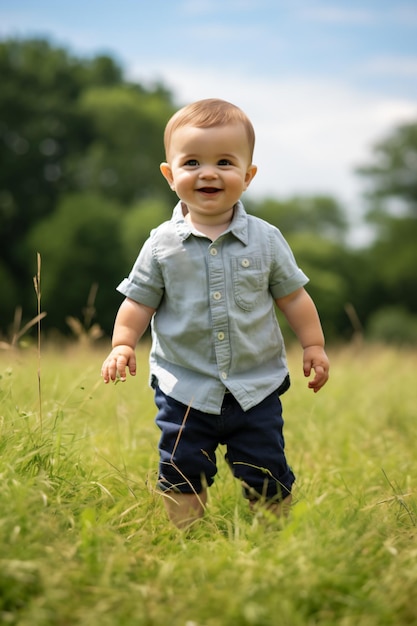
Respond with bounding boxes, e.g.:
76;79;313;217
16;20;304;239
172;200;249;245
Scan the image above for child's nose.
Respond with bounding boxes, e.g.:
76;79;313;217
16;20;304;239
199;165;217;178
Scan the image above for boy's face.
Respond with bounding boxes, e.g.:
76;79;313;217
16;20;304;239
160;123;257;221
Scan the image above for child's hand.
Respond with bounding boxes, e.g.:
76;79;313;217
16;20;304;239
101;346;136;384
303;346;329;393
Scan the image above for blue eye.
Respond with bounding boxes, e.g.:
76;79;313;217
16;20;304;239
185;159;199;166
218;159;232;166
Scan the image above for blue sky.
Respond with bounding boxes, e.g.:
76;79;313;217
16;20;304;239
1;0;417;239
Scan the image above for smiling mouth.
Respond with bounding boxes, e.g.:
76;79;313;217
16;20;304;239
198;187;221;194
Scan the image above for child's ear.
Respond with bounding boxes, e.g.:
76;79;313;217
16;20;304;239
243;164;257;190
160;163;175;190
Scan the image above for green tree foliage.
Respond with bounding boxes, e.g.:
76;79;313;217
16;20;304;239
26;193;126;333
357;121;417;210
245;196;352;340
367;306;417;345
1;39;122;245
286;234;350;339
356;120;417;338
120;198;172;265
0;38;175;333
76;86;174;204
246;195;348;241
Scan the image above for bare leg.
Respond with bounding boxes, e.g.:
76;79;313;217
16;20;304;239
249;494;292;519
265;493;292;517
163;490;207;529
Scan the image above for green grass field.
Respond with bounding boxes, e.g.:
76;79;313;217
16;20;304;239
0;343;416;626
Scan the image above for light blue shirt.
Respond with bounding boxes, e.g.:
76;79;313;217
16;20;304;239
117;201;309;414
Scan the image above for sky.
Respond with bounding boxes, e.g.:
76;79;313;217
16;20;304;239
1;0;417;241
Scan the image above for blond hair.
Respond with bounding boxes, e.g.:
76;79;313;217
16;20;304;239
164;98;255;160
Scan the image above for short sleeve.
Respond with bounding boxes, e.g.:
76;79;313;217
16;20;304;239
117;237;165;308
268;227;309;299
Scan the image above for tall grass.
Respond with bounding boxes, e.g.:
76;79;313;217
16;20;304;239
0;343;416;625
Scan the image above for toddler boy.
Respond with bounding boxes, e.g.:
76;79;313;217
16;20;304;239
101;98;329;528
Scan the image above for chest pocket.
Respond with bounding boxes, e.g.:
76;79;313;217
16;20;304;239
231;256;264;310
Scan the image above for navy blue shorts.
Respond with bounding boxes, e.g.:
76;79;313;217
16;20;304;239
154;386;295;502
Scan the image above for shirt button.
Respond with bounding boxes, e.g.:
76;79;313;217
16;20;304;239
217;331;225;341
213;291;222;300
241;258;250;267
221;372;228;380
210;248;218;256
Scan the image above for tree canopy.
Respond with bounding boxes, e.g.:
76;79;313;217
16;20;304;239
357;121;417;212
355;121;417;337
1;38;175;333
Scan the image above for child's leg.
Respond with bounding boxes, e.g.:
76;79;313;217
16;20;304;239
154;386;218;528
163;490;207;529
249;493;292;518
224;390;295;518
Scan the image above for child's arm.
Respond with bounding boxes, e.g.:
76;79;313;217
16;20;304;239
101;297;156;384
275;287;329;393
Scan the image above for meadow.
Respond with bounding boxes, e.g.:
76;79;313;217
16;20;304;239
0;342;416;626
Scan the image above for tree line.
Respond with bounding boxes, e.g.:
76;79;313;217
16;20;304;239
1;39;417;345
